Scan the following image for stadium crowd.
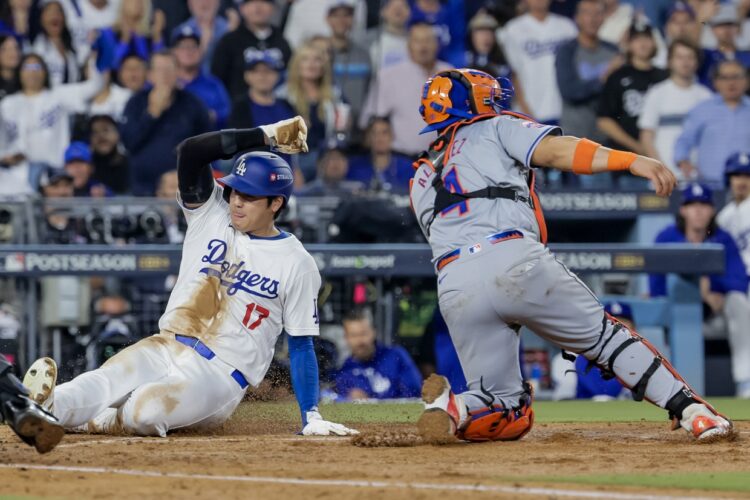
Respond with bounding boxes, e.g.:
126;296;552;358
1;0;750;398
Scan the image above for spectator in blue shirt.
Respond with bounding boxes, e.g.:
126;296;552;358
650;183;750;396
227;49;294;129
335;309;422;400
171;0;229;76
121;50;211;195
347;117;413;193
409;0;466;67
674;60;750;184
697;5;750;89
106;0;166;69
172;26;230;129
63;142;112;198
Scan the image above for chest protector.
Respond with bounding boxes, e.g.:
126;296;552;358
412;112;548;244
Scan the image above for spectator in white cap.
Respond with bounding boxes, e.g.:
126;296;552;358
464;11;510;80
283;0;367;50
365;0;410;71
171;0;229;75
698;4;750;89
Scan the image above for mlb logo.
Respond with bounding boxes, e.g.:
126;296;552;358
469;243;482;254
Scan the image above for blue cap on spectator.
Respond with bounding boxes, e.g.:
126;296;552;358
668;1;695;20
64;142;92;164
604;301;633;321
244;48;284;70
38;166;73;189
170;25;200;46
681;183;713;205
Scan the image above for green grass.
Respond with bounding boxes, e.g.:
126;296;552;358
506;472;750;493
237;397;750;425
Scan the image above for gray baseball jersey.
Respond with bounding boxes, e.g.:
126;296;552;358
410;114;689;416
410;115;560;259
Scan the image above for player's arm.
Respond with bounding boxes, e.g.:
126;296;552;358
177;117;309;208
530;135;677;196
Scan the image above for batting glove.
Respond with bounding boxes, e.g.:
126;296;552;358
260;116;309;154
302;411;359;436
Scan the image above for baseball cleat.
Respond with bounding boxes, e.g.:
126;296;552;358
23;357;57;413
679;403;733;440
417;374;467;443
11;397;64;453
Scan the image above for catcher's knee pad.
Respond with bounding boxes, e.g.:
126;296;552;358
458;401;534;442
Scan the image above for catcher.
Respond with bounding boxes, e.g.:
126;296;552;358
23;117;357;438
410;69;732;442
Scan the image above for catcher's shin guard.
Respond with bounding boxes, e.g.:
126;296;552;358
458;383;534;442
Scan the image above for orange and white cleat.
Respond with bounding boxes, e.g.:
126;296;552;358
679;403;733;440
417;374;467;443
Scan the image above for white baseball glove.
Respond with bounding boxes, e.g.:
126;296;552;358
302;411;359;436
259;116;309;154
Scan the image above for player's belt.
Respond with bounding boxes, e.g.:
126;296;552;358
174;335;250;389
435;230;524;272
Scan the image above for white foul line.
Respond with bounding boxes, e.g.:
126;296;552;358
0;463;733;500
55;435;346;448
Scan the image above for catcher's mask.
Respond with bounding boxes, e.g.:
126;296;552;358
419;68;514;134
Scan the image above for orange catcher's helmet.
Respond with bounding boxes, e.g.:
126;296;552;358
419;68;514;134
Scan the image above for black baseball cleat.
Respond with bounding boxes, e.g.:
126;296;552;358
3;395;64;453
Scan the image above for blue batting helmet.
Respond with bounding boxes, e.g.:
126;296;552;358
219;151;294;203
725;152;750;185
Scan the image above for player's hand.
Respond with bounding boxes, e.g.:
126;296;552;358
302;411;359;436
260;116;309;154
629;157;676;197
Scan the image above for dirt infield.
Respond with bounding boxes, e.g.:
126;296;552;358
0;406;748;499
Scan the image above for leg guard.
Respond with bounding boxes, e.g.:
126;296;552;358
458;384;534;442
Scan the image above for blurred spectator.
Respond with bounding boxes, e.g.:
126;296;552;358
109;0;165;69
228;49;294;128
639;40;711;179
31;1;80;86
37;166;88;244
0;54;104;170
596;22;667;155
599;0;666;62
365;0;410;71
280;45;346;180
552;301;630;400
296;146;364;196
155;169;186;243
284;0;367;50
619;0;673;29
464;12;510;80
0;0;31;39
499;0;577;124
0;35;21;101
152;0;191;38
347;117;413;193
89;69;133;120
117;53;147;92
556;0;621;142
360;22;451;155
409;0;466;68
718;152;750;271
172;0;229;75
60;0;122;66
417;307;466;393
327;1;371;133
63;141;110;197
121;50;210;195
89;114;130;194
211;0;291;100
650;183;750;398
698;4;750;89
172;26;230;129
664;1;701;47
334;308;422;400
674;60;750;184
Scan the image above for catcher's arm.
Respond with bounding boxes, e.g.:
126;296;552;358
530;135;677;197
177;116;308;209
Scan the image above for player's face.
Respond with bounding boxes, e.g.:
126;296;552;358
244;64;280;93
729;174;750;202
228;190;279;233
343;319;377;361
327;8;354;38
680;202;715;232
669;45;698;80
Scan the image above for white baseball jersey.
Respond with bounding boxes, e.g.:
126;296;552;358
499;13;577;122
410;115;560;258
718;198;750;272
158;183;321;386
637;79;712;174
